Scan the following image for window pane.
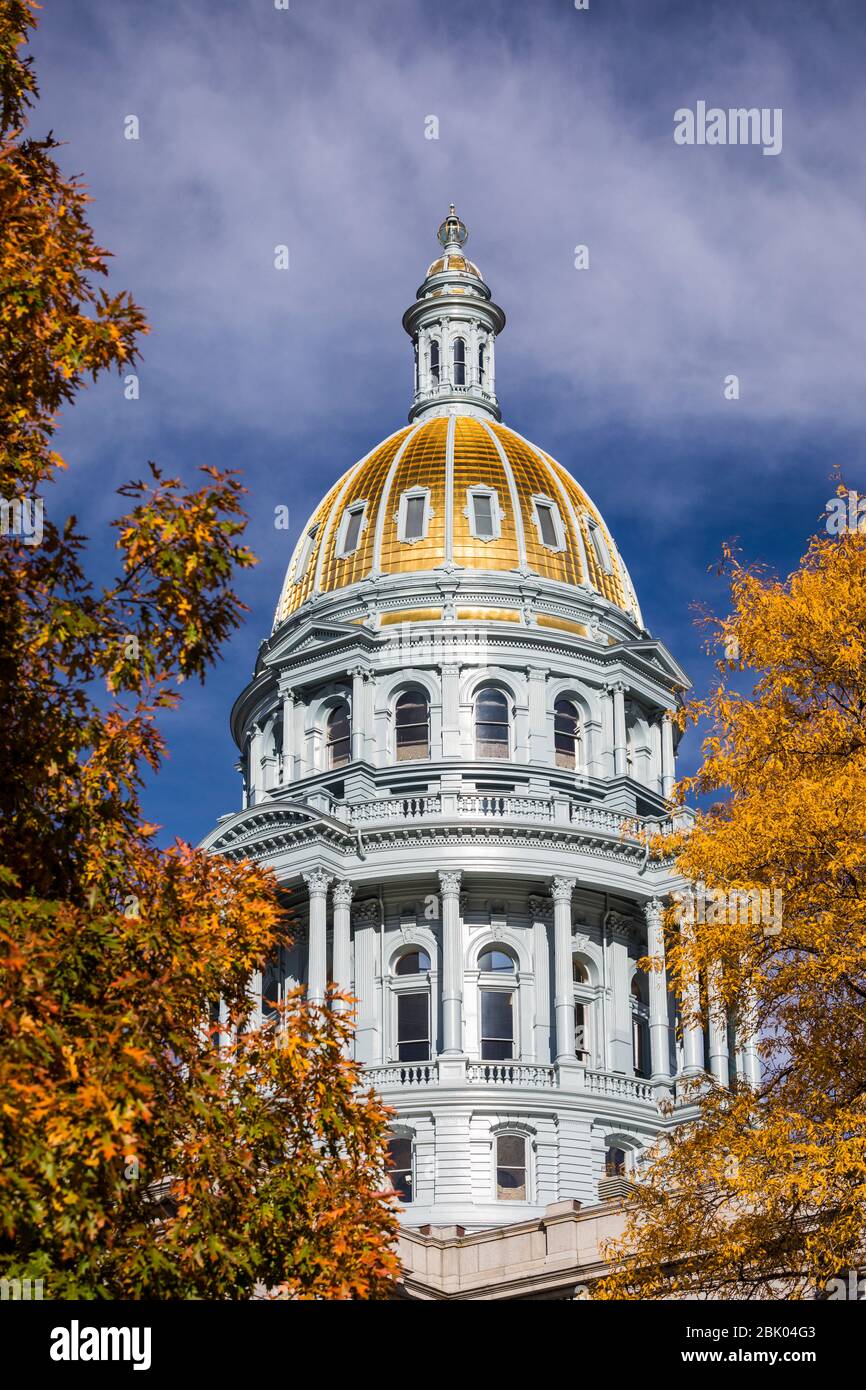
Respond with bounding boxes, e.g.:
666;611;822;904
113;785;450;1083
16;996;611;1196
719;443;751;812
481;990;513;1059
477;689;507;721
327;704;351;768
387;1138;413;1202
496;1135;526;1201
404;494;426;540
589;521;612;573
536;502;558;547
395;950;431;976
397;992;428;1041
606;1147;627;1177
430;341;440;381
472;493;494;538
479;949;515;972
342;507;364;553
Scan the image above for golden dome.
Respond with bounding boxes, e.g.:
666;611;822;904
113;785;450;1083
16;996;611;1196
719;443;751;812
274;414;642;628
425;253;483;279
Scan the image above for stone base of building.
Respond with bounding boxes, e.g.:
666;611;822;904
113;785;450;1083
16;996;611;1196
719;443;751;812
396;1199;627;1300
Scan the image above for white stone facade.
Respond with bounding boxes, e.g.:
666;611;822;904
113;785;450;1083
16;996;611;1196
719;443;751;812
202;209;756;1247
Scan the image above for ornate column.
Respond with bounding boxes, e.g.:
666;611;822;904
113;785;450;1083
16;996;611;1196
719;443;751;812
610;682;628;777
551;877;576;1064
279;683;295;785
352;897;381;1063
679;917;705;1077
439;870;464;1055
529;894;553;1063
303;868;332;1006
606;911;635;1073
351;668;366;762
707;963;730;1086
661;710;676;800
644;898;672;1083
249;723;264;805
332;880;354;1009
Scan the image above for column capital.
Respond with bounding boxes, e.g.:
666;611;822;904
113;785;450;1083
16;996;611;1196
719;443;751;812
439;869;463;897
303;868;333;897
550;876;576;904
332;879;354;909
277;677;296;699
351;898;380;926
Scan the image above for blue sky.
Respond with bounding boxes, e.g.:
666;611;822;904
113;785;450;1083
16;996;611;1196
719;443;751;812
28;0;866;845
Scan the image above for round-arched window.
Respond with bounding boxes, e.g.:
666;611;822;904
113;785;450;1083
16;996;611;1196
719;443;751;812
479;948;516;973
475;687;510;759
453;336;466;386
554;698;580;770
395;690;430;761
430;339;440;383
394;949;431;976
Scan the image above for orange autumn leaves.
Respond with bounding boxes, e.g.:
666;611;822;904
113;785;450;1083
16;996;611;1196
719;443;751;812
598;526;866;1299
0;1;398;1299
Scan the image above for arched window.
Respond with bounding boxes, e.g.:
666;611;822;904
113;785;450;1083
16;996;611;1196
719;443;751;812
554;698;580;770
453;336;466;386
475;687;509;759
479;948;516;1060
496;1134;527;1201
395;690;430;761
395;948;431;976
429;339;440;384
605;1146;627;1178
392;950;431;1062
326;703;351;769
478;341;486;385
479;948;516;972
631;976;650;1079
387;1136;414;1202
573;959;592;1063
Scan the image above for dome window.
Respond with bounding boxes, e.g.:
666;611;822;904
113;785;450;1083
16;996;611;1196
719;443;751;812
453;336;466;386
475;686;510;758
554;698;580;770
429;339;440;384
532;496;565;551
387;1136;414;1202
326;703;351;769
293;523;319;584
478;341;486;385
397;487;431;544
466;486;502;542
395;689;430;761
336;501;367;558
495;1134;527;1201
586;515;613;574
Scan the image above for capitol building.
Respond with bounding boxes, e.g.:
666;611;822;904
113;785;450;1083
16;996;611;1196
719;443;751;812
203;208;758;1299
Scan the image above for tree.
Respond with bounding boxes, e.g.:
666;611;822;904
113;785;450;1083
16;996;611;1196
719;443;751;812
597;524;866;1300
0;0;398;1299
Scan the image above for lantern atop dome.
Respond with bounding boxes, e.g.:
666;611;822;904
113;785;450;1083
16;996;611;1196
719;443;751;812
437;204;469;250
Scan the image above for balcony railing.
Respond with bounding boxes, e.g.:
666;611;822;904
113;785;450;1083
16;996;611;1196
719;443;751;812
362;1059;655;1101
345;792;638;833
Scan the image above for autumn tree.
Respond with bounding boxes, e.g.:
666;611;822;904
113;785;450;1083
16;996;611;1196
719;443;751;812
597;522;866;1300
0;0;398;1299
